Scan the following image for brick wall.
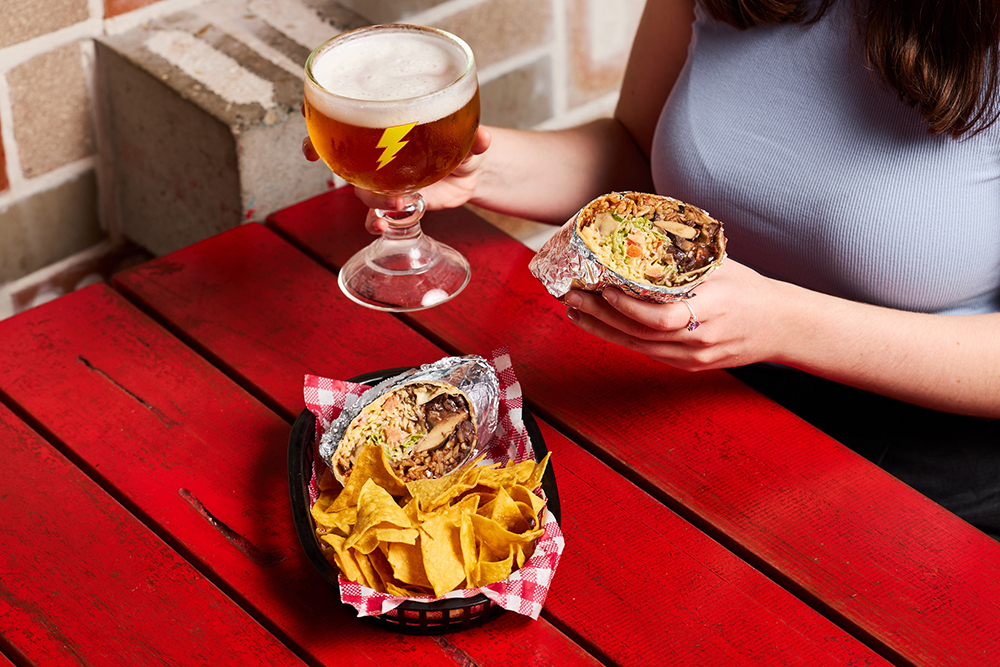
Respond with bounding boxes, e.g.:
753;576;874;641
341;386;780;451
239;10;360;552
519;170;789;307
0;0;644;318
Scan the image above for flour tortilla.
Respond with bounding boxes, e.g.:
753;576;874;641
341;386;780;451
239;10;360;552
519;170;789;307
331;380;478;484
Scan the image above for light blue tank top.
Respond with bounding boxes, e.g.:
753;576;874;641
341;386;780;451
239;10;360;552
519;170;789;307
651;1;1000;315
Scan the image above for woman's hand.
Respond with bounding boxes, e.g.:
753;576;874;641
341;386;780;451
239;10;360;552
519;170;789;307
302;126;492;234
563;260;786;371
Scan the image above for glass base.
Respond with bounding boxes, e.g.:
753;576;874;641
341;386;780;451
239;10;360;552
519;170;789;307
337;236;471;312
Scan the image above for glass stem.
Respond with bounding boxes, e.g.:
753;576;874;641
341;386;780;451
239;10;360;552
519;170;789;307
368;193;438;272
374;193;426;240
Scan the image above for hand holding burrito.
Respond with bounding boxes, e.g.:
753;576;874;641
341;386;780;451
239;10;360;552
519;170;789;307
530;191;726;303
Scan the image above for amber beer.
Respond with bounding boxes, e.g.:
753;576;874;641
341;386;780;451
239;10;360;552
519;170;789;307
304;25;480;195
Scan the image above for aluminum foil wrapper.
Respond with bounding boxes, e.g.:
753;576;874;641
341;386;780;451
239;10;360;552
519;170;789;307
317;355;500;470
528;193;726;304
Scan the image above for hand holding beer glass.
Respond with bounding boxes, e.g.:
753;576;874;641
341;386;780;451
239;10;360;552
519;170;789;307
304;24;480;311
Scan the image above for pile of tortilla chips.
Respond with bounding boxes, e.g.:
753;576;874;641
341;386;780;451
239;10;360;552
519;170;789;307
311;442;550;599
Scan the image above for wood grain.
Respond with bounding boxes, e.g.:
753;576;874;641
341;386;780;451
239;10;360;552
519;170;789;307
0;284;598;667
114;222;886;666
266;187;1000;666
0;401;306;667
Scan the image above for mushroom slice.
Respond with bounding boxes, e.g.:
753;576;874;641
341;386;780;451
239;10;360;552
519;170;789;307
414;410;469;453
652;219;698;239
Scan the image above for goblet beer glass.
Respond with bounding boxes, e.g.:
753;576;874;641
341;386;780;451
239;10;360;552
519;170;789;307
304;24;480;311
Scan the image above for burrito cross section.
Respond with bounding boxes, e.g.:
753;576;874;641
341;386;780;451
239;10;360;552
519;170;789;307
333;381;477;483
577;191;725;288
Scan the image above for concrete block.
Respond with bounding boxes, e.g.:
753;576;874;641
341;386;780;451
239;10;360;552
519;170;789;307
96;0;367;255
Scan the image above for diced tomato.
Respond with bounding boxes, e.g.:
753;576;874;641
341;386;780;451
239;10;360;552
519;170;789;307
385;424;403;446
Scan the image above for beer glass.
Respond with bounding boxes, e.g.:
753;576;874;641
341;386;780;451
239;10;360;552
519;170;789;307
304;24;480;311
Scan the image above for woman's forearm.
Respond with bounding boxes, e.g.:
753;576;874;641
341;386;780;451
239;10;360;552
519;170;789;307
468;120;654;224
770;280;1000;417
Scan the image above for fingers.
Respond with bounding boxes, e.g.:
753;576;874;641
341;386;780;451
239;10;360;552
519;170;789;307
564;289;716;370
354;187;404;211
470;126;491;156
601;288;699;333
365;209;389;234
355;188;402;234
302;137;320;162
566;303;692;362
565;289;697;338
301;104;321;162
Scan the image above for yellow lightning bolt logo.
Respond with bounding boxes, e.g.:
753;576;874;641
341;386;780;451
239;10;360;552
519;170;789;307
376;122;418;170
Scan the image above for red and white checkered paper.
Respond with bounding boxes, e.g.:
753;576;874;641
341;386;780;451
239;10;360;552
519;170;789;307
302;348;564;620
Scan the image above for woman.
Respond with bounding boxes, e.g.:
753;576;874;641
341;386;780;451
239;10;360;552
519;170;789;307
309;0;1000;534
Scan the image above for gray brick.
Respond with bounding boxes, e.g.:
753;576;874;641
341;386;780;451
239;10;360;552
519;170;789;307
435;0;553;70
481;57;553;129
0;170;104;284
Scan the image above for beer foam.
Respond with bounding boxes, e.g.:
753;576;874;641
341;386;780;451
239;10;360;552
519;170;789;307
306;26;477;127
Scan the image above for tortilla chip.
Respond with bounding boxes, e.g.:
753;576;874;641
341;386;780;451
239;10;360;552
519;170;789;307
406;454;489;512
320;533;364;584
420;513;467;598
475;549;514;587
330;444;407;513
471;513;544;563
344;479;415;553
385;541;433;590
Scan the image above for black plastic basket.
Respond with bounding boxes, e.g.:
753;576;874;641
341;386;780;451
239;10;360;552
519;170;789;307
288;368;560;634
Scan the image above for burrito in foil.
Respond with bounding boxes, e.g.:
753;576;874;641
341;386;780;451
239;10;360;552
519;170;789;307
529;191;727;302
319;356;499;484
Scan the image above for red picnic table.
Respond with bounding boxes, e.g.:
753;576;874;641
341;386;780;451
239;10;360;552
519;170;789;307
1;185;997;666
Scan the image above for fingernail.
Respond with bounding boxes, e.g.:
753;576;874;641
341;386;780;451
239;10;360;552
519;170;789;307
564;292;582;308
603;289;618;306
566;308;580;323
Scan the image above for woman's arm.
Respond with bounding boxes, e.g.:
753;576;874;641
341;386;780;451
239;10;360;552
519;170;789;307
563;261;1000;418
770;278;1000;417
465;121;654;224
353;121;655;229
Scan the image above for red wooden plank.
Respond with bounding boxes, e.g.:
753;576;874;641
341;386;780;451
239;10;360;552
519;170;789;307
114;222;887;666
268;187;1000;666
0;284;598;667
0;402;306;667
112;223;444;421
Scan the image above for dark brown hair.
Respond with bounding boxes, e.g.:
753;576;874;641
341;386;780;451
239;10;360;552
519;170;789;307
699;0;1000;137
